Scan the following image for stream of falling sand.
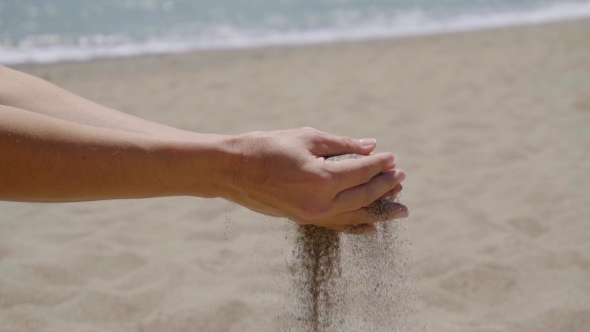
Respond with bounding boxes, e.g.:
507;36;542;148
290;154;415;332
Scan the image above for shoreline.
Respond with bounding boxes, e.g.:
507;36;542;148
11;16;590;73
5;1;590;67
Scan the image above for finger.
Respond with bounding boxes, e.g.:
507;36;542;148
364;201;409;221
324;153;395;190
332;169;406;213
330;203;408;226
307;132;377;157
381;184;403;201
391;183;403;200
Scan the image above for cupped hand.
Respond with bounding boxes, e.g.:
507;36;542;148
220;127;408;232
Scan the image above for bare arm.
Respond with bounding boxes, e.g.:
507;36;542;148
0;65;407;231
0;105;226;202
0;64;195;140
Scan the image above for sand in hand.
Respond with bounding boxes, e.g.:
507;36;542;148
291;154;414;332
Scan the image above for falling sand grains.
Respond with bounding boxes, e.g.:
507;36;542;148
290;154;415;332
293;225;341;332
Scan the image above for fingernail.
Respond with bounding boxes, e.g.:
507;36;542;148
394;205;409;219
359;138;377;147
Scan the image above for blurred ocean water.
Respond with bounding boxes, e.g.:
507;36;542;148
1;0;590;64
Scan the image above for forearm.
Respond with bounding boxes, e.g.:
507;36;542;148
0;105;228;202
0;64;198;140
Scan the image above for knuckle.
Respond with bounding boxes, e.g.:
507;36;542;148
341;136;356;146
312;168;334;187
299;127;321;142
301;126;318;134
338;136;356;150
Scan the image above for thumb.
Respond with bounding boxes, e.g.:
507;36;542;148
309;133;377;157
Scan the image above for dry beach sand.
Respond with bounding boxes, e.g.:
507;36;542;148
2;18;590;331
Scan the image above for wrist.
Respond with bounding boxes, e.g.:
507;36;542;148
162;131;271;201
153;133;233;199
210;132;269;202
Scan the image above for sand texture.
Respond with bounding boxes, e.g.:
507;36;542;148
2;18;590;331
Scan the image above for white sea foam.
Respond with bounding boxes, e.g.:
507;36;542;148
2;1;590;65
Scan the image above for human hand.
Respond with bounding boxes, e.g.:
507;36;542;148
219;127;408;232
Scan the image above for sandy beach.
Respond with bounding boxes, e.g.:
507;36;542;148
1;18;590;331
